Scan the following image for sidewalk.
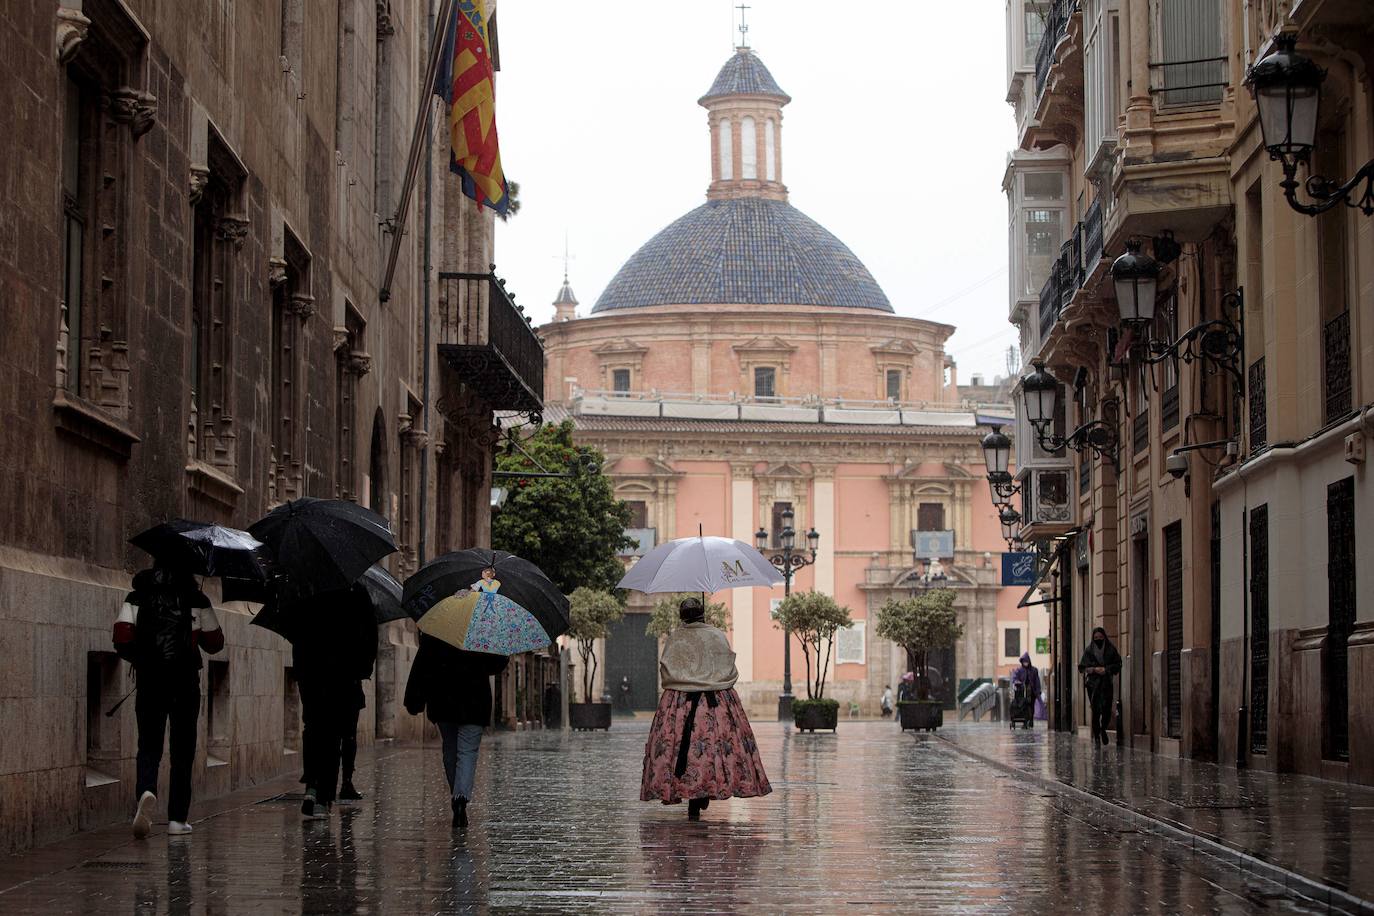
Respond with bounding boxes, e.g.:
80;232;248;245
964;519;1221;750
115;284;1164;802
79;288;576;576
938;724;1374;912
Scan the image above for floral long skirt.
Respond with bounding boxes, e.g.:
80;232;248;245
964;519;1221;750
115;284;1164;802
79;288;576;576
640;687;772;804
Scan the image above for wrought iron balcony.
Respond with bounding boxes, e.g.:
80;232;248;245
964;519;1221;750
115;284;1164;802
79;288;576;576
1323;310;1352;423
1038;266;1061;343
1033;0;1077;108
1084;198;1103;270
1248;358;1267;451
437;269;545;414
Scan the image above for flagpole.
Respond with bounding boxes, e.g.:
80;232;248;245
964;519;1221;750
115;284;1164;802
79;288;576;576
379;0;456;303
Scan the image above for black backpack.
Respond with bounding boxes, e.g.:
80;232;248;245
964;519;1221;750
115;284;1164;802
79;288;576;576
132;587;196;671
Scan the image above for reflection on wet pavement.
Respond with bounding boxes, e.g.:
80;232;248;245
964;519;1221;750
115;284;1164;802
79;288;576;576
0;722;1333;914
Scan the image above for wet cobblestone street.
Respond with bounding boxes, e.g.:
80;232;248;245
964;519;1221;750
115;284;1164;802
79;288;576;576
0;722;1343;914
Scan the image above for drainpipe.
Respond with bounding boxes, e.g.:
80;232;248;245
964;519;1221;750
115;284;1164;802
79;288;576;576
417;0;436;566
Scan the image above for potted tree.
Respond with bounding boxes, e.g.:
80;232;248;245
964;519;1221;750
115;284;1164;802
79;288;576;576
876;588;962;732
567;587;624;730
773;591;854;732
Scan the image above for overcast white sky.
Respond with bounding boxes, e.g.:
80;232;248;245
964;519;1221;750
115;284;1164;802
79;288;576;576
491;1;1019;382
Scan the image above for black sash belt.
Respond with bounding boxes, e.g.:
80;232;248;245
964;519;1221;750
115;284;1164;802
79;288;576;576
674;690;720;778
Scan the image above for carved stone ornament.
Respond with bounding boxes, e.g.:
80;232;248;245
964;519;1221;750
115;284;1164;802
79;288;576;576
55;6;91;63
108;87;158;138
189;166;210;206
267;256;289;288
286;292;316;320
376;1;396;36
346;350;373;377
214;215;250;249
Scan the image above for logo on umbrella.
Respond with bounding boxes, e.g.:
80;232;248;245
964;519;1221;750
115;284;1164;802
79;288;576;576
719;559;748;583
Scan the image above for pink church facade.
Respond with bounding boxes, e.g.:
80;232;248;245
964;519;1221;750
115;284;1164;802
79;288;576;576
540;46;1037;716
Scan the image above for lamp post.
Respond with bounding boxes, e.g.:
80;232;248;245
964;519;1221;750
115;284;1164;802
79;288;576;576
1245;34;1374;217
755;506;819;721
1019;360;1122;473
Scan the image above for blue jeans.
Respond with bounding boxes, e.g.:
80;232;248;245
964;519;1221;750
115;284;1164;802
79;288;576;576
437;723;484;801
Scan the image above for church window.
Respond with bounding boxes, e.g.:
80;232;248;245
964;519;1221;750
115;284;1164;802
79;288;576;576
764;119;776;181
771;501;793;549
612;368;631;394
754;366;776;401
741;117;757;179
625;500;648;528
918;503;945;532
886;369;902;402
718;119;733;181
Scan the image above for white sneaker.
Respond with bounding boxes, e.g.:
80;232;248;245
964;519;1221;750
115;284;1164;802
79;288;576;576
132;791;156;840
167;821;193;835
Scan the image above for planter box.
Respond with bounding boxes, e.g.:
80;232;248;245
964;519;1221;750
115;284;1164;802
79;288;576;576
899;701;944;732
793;702;839;732
569;702;612;731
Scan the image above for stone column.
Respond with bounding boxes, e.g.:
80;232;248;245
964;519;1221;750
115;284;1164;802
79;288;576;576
730;463;756;681
813;466;835;596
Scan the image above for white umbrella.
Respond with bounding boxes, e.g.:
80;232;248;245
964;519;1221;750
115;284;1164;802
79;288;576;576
617;536;783;594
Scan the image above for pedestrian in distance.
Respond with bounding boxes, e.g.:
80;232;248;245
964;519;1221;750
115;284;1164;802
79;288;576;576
289;584;377;820
113;563;224;839
1010;651;1041;728
640;597;771;820
1078;626;1122;745
404;633;509;829
880;685;894;718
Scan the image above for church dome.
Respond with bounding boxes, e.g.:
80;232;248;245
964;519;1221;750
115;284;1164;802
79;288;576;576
591;197;892;313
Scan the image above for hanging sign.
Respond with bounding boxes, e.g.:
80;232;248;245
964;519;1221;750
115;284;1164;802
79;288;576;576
1002;551;1037;587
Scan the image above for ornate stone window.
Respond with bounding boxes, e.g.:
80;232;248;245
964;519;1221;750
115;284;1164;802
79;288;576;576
734;336;795;399
754;367;777;401
268;227;312;505
188;128;248;479
885;368;903;402
54;0;157;458
593;338;648;391
396;391;425;575
335;305;371;500
612;368;631;394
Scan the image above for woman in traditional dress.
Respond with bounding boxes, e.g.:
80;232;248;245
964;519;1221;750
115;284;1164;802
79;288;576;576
640;597;771;819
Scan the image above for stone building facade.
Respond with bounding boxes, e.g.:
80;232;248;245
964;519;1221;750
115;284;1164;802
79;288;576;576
0;0;542;853
541;46;1024;719
1002;0;1374;781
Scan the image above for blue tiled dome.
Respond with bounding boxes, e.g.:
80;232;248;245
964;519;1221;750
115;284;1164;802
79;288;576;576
699;48;791;104
590;198;893;313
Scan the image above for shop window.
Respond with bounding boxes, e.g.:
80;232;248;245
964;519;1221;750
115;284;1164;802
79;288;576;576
86;651;122;763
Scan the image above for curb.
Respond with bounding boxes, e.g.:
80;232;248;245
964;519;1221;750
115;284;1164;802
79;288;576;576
935;734;1374;915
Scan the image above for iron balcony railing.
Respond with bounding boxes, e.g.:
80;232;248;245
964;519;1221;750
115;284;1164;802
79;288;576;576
1033;0;1078;107
437;269;545;413
1248;358;1267;451
1084;198;1103;270
1323;310;1352;423
1038;266;1061;343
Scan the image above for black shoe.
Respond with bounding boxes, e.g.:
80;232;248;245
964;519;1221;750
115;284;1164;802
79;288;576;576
452;797;468;830
699;798;709;811
339;782;362;801
300;791;316;819
687;799;703;820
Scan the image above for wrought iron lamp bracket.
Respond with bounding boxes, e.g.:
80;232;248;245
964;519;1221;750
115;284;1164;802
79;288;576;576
1031;404;1121;475
1134;288;1244;384
1277;156;1374;217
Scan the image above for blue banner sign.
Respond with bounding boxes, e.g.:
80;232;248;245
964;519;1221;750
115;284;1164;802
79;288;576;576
1002;551;1038;587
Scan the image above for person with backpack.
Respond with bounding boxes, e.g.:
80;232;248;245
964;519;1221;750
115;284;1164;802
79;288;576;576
112;563;223;839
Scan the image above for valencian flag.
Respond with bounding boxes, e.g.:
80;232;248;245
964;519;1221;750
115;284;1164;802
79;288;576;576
435;0;509;215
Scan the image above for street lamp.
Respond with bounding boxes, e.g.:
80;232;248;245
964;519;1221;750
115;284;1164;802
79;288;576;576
1019;360;1121;473
755;505;819;721
1246;34;1374;216
981;424;1019;505
1110;239;1161;328
999;505;1022;547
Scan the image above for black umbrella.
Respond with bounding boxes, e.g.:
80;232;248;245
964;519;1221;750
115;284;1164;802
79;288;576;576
402;549;570;640
249;498;396;595
131;520;272;581
361;564;406;623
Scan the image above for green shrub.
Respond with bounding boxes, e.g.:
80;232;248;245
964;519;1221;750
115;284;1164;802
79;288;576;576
791;698;840;717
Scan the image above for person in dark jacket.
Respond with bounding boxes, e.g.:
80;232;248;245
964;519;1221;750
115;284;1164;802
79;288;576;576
290;584;377;820
113;564;223;838
404;634;508;829
1078;626;1123;745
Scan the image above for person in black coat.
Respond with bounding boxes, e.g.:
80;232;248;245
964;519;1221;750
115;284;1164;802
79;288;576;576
1078;626;1123;745
404;634;509;828
289;584;377;819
